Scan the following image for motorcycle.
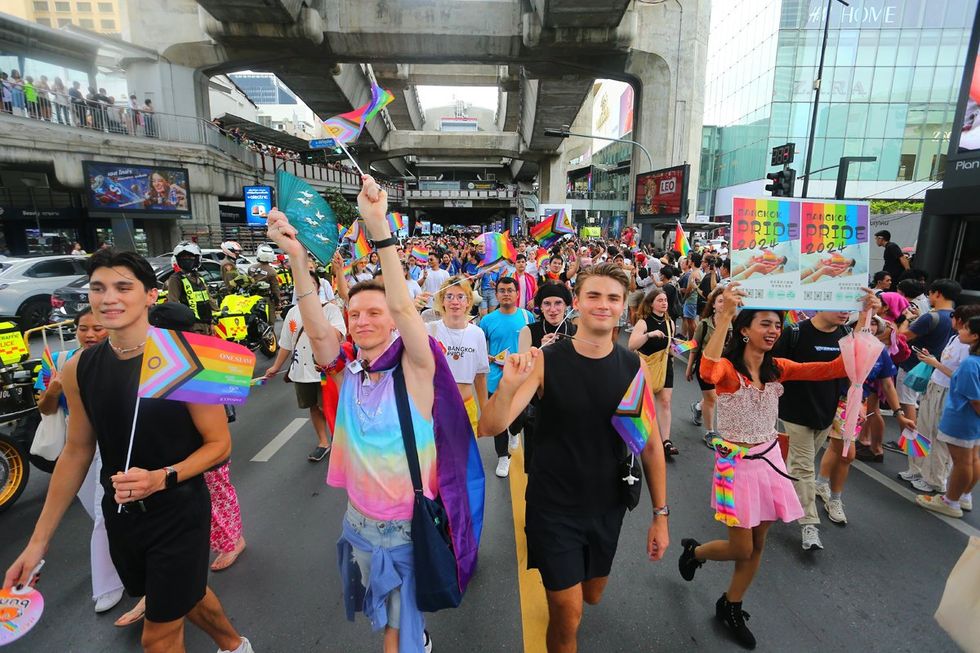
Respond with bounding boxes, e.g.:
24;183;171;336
0;321;43;513
214;279;279;358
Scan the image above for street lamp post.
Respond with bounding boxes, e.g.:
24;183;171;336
801;0;849;199
21;177;46;252
543;127;655;172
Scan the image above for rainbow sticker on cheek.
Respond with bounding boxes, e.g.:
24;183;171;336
0;586;44;645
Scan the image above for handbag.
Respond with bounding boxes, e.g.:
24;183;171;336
903;361;932;393
30;408;67;462
393;365;463;612
934;536;980;653
639;316;673;394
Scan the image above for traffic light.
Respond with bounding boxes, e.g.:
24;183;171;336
765;166;796;197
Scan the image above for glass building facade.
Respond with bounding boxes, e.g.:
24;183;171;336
699;0;978;216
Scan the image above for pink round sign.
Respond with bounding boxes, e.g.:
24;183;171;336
0;586;44;646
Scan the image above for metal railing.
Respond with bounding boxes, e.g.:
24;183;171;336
257;153;405;202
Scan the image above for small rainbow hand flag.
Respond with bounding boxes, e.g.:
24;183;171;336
674;221;691;257
898;428;931;457
349;222;372;260
611;369;657;456
481;231;517;267
530;214;562;248
387;212;405;231
138;327;256;405
411;245;429;263
711;436;749;527
784;309;808;327
491;349;509;366
535;247;550;270
670;338;698;356
250;377;267;387
551;208;575;235
39;346;55;383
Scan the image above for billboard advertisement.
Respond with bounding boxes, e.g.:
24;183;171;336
243;186;273;226
83;161;191;216
730;197;870;311
591;80;634;153
634;164;689;221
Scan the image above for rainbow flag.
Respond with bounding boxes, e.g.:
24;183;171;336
480;231;516;267
535;247;550;270
670;338;698;356
611;369;657;456
337;223;349;241
138;327;256;405
674;221;691;257
349;223;372;260
711;436;748;527
550;208;575;235
411;245;429;263
250;377;267;387
322;82;395;144
530;214;562;248
39;346;55;384
784;309;807;327
898;428;931;457
387;211;405;232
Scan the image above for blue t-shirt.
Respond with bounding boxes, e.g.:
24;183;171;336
480;268;501;293
939;354;980;440
462;261;479;277
479;308;535;393
901;309;954;371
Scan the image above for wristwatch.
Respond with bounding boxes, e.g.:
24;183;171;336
652;505;670;517
369;235;398;250
164;466;178;490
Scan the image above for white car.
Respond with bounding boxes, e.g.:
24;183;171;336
0;256;89;331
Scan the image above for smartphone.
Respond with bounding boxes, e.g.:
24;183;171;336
911;345;926;355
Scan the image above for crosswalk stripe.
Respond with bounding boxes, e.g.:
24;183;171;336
250;418;309;462
508;445;548;653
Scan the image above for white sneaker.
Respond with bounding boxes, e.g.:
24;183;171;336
218;636;254;653
509;433;520;451
814;482;831;505
898;470;921;483
961;494;973;512
912;478;942;493
424;630;433;653
801;524;823;550
916;494;963;518
495;456;511;478
94;587;124;613
825;498;847;524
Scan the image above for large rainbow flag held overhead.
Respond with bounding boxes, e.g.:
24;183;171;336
529;214;562;248
138;327;256;405
611;369;657;456
323;82;395;144
479;231;517;267
674;221;691;257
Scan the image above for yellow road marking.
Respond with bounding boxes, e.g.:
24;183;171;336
508;445;548;653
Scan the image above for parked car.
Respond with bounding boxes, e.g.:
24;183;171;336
49;258;225;326
0;256;88;331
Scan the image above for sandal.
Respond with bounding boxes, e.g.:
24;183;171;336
663;439;679;457
114;597;145;627
211;536;246;572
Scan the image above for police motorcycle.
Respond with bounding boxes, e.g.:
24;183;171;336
214;274;279;359
0;322;46;512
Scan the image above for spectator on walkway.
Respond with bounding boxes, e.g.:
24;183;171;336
1;72;12;114
143;98;156;137
874;230;909;290
9;70;25;115
68;80;85;125
36;75;51;120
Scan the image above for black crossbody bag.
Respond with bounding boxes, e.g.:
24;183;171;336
392;365;463;612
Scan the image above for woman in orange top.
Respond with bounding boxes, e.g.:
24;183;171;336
676;282;877;650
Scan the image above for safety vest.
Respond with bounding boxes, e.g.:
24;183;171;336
180;274;211;320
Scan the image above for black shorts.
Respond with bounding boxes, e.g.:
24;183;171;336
525;503;627;592
695;363;715;391
663;360;674;390
103;481;211;623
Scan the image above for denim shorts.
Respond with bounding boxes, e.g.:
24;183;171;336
344;504;413;626
682;302;698;319
480;288;498;310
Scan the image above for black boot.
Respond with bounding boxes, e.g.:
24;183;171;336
715;593;756;650
678;538;704;581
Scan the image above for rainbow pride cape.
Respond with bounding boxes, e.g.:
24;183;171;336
323;82;395;144
674;221;691;257
138;327;256;405
710;436;748;527
370;337;486;593
611;369;656;456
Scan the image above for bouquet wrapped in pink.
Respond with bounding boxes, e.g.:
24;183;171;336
838;312;885;455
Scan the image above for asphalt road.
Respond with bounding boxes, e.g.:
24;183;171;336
2;341;974;652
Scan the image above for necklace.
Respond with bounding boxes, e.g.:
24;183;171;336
440;321;466;359
109;339;146;354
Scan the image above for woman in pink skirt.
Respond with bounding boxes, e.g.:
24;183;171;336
677;283;876;649
205;461;246;571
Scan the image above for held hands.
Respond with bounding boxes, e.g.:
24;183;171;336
357;175;389;238
110;467;164;505
266;208;305;259
499;348;540;391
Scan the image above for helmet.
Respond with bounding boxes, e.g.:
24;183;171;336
256;244;276;263
173;241;201;272
220;241;242;258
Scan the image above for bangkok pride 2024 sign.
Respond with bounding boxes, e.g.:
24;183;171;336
729;197;870;311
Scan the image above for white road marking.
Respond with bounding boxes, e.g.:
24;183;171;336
251;418;309;462
851;460;980;539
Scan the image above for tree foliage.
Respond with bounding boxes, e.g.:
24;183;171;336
870;199;924;215
325;189;358;226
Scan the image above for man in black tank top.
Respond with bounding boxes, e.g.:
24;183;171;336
480;263;670;653
3;249;252;653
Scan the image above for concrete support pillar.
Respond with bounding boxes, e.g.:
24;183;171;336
538;153;567;204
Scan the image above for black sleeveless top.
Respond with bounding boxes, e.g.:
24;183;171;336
527;338;640;515
527;319;578;349
637;313;670;356
77;340;205;496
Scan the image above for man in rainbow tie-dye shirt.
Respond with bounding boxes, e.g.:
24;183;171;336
267;175;483;653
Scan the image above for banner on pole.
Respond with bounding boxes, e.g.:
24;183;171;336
730;197;869;311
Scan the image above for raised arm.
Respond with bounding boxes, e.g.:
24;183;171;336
479;349;543;436
331;249;349;304
266;211;341;367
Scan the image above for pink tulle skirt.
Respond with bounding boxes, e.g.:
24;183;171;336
710;439;804;529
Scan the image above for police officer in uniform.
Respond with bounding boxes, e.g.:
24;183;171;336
248;245;281;323
219;240;244;289
167;242;217;334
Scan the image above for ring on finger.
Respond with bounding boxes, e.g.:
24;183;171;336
128;489;133;498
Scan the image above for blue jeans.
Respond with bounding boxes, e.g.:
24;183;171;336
344;504;413;626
